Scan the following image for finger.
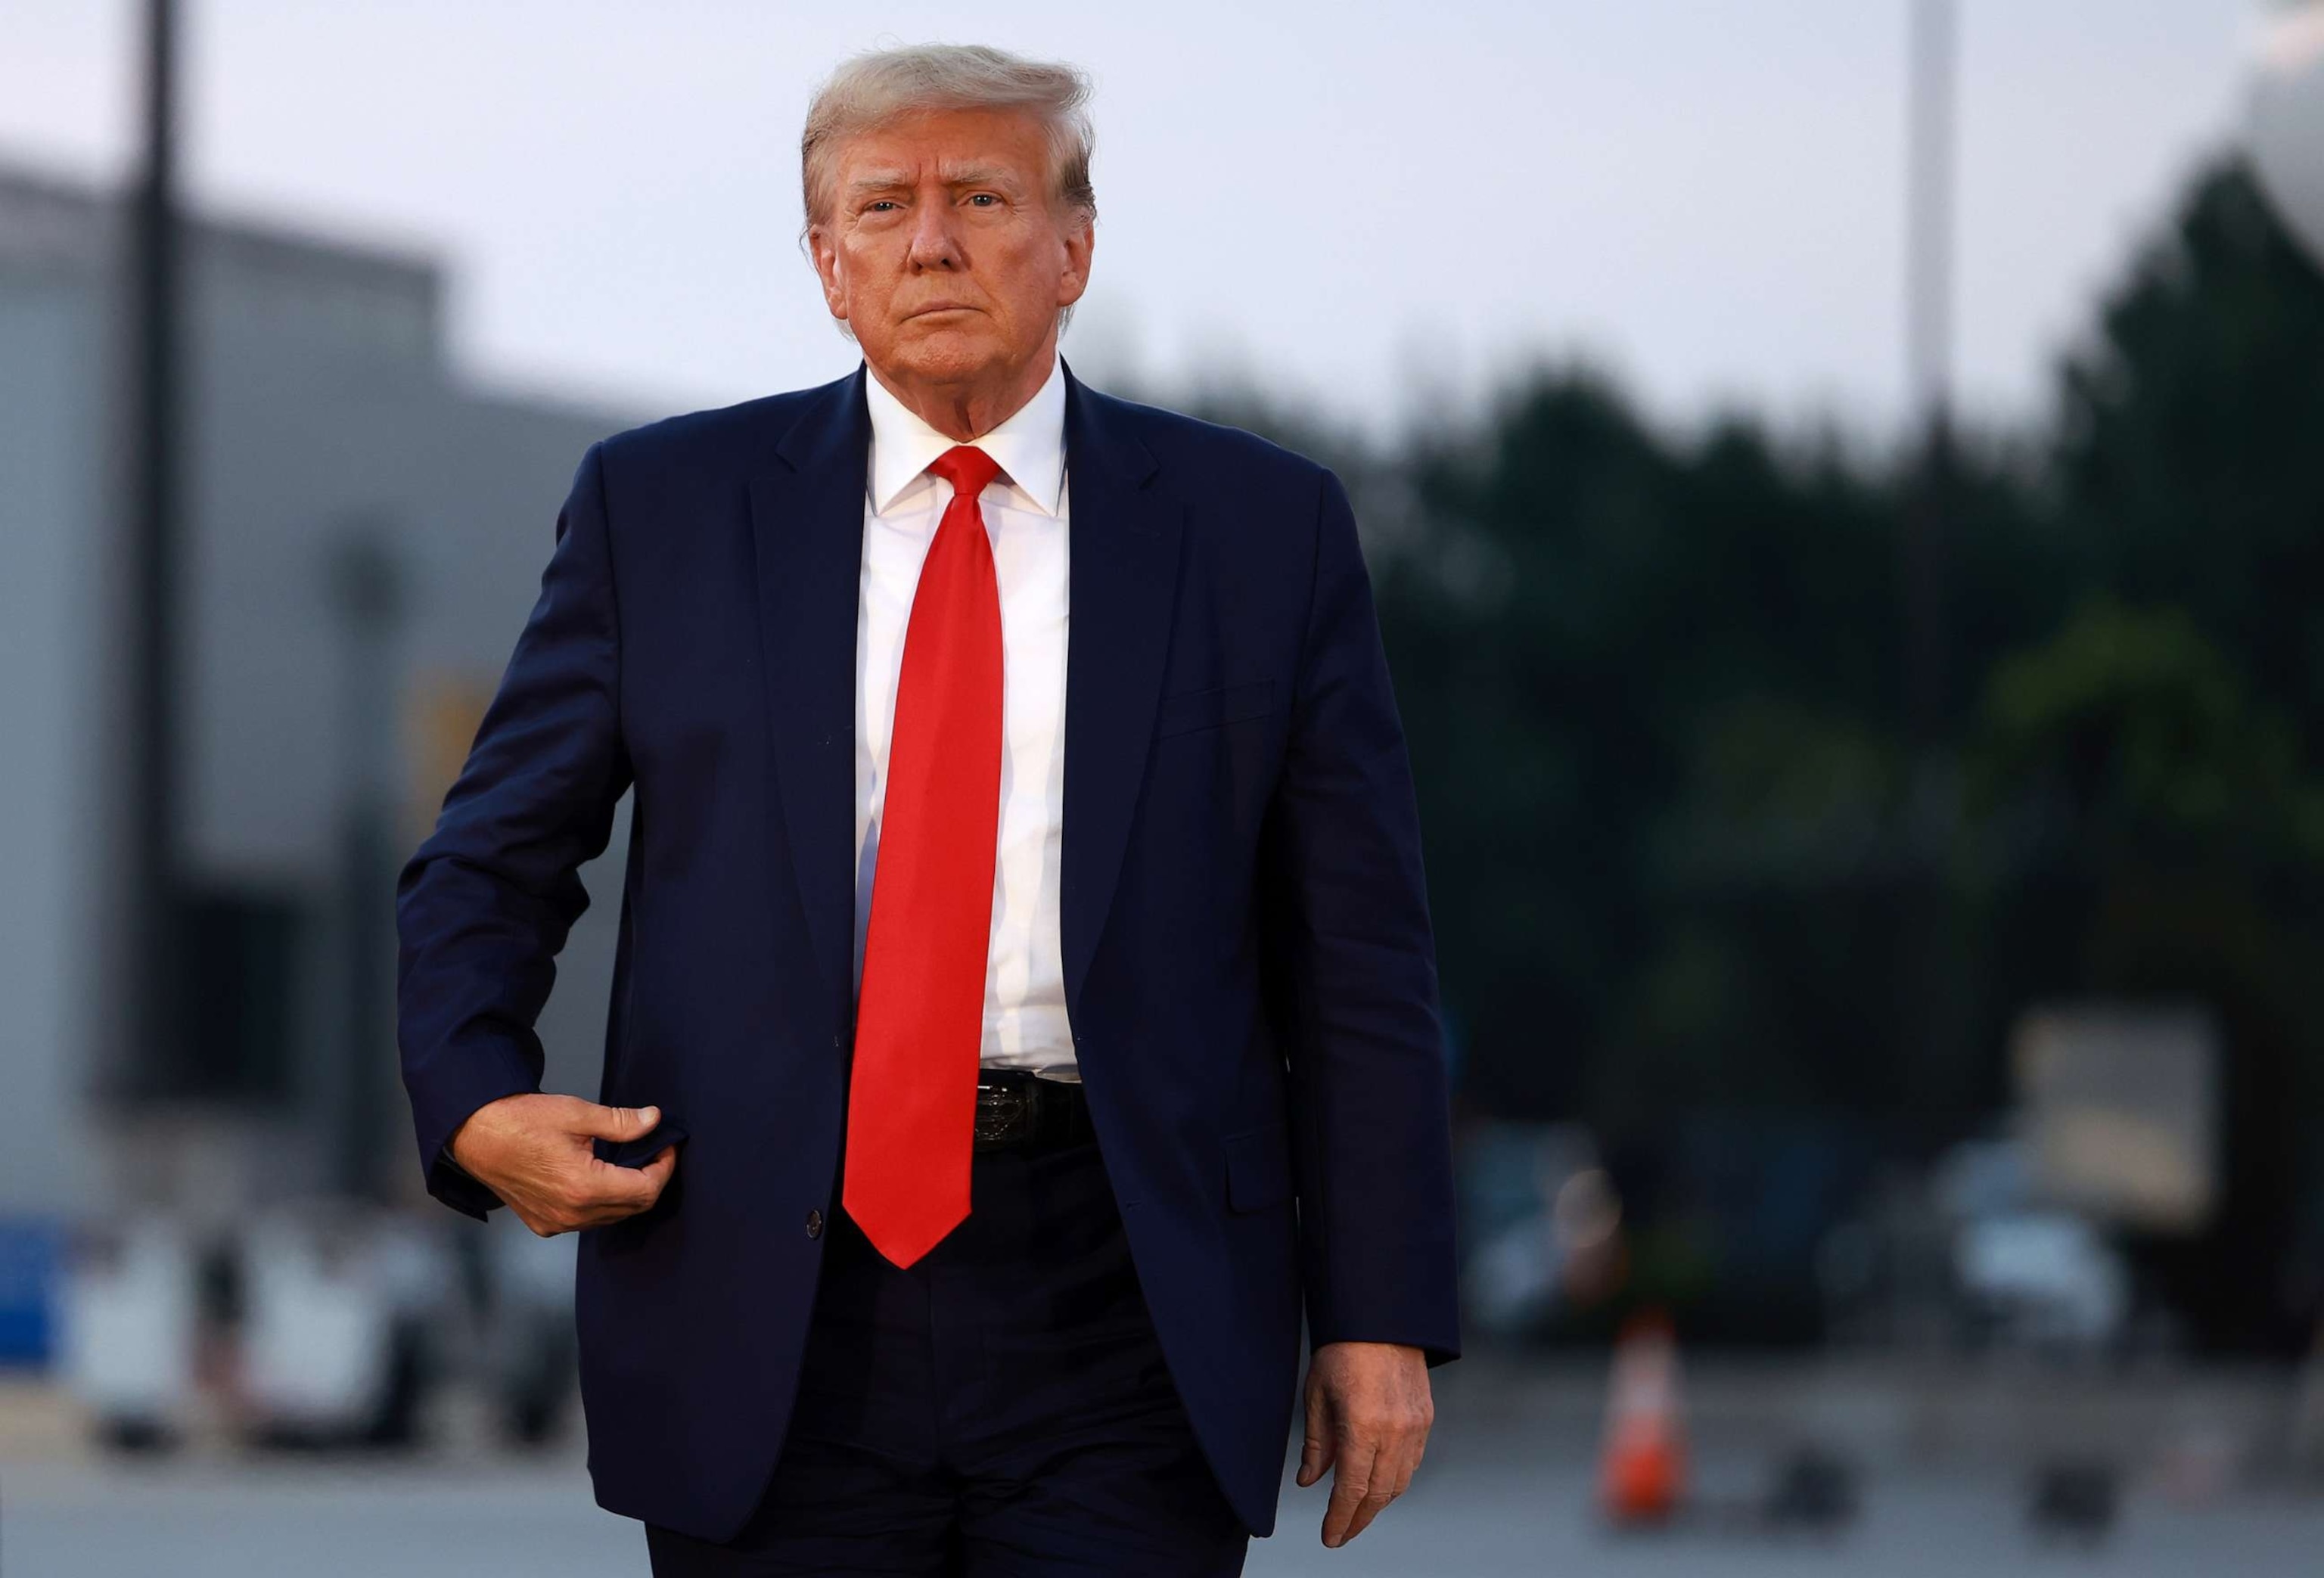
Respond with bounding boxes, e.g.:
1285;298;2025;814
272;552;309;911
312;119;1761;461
573;1155;669;1213
1387;1434;1426;1496
1341;1451;1409;1544
1297;1372;1334;1488
558;1142;683;1229
1384;1422;1422;1477
567;1102;663;1143
1374;1417;1426;1479
1322;1437;1379;1548
1337;1421;1425;1545
614;1146;679;1210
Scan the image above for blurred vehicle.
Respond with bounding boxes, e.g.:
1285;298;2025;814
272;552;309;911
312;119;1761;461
239;1206;460;1449
1953;1212;2130;1353
241;1209;397;1446
1935;1132;2130;1353
58;1216;197;1451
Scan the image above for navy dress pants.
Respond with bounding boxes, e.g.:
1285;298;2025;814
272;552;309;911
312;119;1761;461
644;1135;1251;1576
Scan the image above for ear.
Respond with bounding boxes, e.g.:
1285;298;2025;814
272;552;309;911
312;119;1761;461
1056;214;1095;310
808;224;850;324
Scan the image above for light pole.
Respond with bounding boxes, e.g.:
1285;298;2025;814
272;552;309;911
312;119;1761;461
1903;0;1955;742
123;0;185;1098
1901;0;1962;1138
326;524;408;1201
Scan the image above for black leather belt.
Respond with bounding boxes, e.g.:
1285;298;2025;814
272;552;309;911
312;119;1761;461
973;1067;1092;1154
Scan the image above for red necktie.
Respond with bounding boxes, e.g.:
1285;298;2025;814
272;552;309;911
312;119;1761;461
843;445;1006;1268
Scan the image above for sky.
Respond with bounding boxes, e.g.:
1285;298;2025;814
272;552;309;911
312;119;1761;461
0;0;2272;441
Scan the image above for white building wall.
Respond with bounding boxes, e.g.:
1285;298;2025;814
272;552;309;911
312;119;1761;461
0;163;640;1215
0;270;104;1215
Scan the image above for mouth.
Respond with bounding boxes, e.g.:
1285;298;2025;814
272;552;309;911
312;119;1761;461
903;302;980;321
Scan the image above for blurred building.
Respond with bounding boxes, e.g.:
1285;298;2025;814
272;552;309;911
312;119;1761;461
0;160;637;1235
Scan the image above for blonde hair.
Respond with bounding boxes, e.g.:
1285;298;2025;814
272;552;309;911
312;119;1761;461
800;43;1097;236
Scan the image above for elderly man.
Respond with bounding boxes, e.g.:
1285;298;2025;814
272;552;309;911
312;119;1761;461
397;42;1458;1575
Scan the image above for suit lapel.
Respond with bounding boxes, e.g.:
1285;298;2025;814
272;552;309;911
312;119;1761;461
749;369;869;1033
1061;370;1184;1019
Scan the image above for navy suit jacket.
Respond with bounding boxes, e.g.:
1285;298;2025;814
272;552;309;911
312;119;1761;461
395;365;1461;1542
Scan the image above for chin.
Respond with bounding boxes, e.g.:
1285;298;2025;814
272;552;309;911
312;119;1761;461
885;334;1003;386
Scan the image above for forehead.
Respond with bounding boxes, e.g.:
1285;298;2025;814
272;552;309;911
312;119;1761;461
831;106;1053;186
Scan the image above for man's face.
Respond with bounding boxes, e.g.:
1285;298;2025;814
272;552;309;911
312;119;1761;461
810;107;1093;392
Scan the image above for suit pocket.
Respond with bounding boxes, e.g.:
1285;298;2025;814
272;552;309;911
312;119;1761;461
1224;1123;1294;1213
1155;679;1279;741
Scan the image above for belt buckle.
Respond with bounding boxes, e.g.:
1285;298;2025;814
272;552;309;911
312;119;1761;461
973;1074;1037;1150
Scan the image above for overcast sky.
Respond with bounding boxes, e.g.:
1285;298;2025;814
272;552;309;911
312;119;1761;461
0;1;2268;440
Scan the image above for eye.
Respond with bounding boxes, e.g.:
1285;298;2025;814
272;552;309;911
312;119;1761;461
966;193;1000;207
866;200;899;213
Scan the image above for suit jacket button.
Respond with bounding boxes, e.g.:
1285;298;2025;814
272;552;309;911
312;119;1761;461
805;1208;824;1239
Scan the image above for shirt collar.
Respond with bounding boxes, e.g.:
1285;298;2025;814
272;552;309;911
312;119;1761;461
864;356;1067;517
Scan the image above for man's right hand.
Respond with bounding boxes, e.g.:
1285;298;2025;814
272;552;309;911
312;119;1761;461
448;1094;679;1237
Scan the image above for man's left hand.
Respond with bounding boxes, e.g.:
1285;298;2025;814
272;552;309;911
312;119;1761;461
1295;1340;1434;1548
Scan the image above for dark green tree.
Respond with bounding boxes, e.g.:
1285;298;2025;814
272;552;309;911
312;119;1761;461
1193;157;2324;1349
1965;162;2324;1348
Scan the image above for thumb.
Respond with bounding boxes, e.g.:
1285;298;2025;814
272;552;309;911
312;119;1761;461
1297;1370;1334;1487
571;1102;661;1142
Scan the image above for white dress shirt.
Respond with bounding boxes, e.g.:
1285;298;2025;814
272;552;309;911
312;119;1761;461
853;358;1074;1073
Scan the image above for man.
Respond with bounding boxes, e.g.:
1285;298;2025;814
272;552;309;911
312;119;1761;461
397;42;1458;1575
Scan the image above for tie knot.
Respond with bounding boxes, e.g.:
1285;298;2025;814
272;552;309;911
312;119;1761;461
927;445;1002;503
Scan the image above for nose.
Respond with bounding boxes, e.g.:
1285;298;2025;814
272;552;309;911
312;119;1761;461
906;200;962;272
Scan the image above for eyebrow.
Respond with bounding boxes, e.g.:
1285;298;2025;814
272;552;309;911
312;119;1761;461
841;163;1026;200
937;163;1021;191
844;169;914;199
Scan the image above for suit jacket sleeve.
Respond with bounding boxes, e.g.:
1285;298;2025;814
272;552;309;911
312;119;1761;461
1266;468;1462;1365
396;441;633;1219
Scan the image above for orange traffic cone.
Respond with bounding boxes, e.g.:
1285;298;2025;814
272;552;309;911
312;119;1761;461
1599;1309;1687;1527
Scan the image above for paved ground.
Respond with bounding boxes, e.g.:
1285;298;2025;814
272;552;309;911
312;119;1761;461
5;1355;2319;1576
6;1442;2321;1577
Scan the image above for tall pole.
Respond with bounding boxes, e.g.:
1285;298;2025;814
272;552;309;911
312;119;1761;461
1904;0;1955;738
125;0;185;1096
1902;0;1959;1137
327;525;406;1200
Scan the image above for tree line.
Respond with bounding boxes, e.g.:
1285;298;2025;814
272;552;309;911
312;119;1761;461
1199;162;2324;1350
